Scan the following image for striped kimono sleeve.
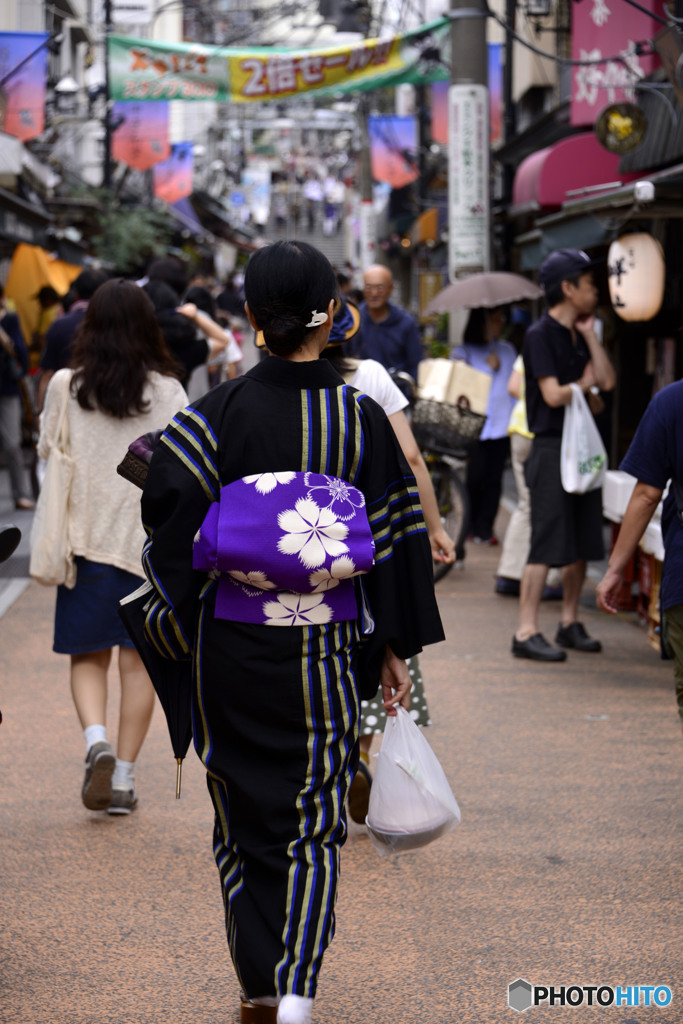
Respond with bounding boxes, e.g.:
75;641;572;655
352;395;445;697
141;404;220;659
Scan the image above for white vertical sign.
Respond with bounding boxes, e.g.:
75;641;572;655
448;83;490;281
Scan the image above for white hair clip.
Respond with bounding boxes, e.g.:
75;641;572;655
306;310;328;328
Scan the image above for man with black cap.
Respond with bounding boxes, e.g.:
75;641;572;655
36;269;108;412
512;248;616;662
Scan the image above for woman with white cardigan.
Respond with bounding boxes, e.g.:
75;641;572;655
37;280;187;814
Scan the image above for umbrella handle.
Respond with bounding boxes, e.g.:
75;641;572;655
176;757;183;799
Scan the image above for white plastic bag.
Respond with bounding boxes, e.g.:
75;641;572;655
366;706;461;855
560;383;607;494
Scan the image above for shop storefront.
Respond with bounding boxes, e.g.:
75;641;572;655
0;187;52;259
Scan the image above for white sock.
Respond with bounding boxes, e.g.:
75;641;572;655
112;759;135;789
277;995;313;1024
250;997;280;1007
84;725;107;753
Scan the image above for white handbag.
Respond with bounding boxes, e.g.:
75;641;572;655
560;383;607;494
29;374;76;588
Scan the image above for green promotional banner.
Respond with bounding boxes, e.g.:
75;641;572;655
108;18;450;103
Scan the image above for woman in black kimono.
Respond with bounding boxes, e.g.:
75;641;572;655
140;242;444;1024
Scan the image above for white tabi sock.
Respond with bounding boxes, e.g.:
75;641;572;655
277;995;313;1024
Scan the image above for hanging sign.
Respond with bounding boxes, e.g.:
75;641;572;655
111;101;171;170
368;115;418;189
107;18;451;103
153;142;194;204
608;233;665;321
112;0;153;26
0;32;49;142
595;102;647;154
571;0;660;127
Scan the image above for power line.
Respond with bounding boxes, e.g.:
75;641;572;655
482;7;657;69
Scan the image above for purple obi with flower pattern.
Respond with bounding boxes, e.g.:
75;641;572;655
193;471;375;626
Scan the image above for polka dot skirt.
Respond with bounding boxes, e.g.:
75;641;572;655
359;655;431;735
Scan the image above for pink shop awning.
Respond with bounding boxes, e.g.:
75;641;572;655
512;133;640;211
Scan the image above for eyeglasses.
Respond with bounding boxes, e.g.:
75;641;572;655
364;283;389;293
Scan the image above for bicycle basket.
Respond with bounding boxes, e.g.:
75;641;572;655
411;398;486;454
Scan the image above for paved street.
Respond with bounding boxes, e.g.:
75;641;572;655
0;485;681;1023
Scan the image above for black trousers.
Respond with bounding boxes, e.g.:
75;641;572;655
466;436;510;541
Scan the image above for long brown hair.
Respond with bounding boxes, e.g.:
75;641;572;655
70;278;181;418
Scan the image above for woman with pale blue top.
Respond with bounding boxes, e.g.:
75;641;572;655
452;307;517;553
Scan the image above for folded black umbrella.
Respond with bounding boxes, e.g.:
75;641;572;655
119;580;193;797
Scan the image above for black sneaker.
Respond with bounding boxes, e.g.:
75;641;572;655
555;622;602;652
512;633;567;662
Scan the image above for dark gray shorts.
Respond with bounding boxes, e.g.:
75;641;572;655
525;437;604;567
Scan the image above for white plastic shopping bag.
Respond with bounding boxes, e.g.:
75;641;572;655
560;383;607;494
366;706;461;855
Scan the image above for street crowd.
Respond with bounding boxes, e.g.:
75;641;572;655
1;240;682;1024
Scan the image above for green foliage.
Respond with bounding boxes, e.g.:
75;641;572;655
87;189;175;273
427;312;450;358
428;337;450;358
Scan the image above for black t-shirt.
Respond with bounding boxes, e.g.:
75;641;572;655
40;307;86;372
523;311;590;437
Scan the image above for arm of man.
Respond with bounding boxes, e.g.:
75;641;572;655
597;388;673;612
537;370;596;408
596;482;662;613
176;303;237;360
575;316;616;392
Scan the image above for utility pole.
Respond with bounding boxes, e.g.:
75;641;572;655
502;0;515;199
103;0;113;188
358;92;376;272
447;0;490;280
356;0;376;273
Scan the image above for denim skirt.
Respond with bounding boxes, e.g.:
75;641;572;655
53;557;141;654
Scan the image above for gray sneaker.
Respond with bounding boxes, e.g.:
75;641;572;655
108;785;138;815
82;741;115;810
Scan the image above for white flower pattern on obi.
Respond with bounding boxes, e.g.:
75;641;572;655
227;570;277;597
277;497;349;569
244;471;296;495
309;555;357;592
263;592;333;626
304;473;365;522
